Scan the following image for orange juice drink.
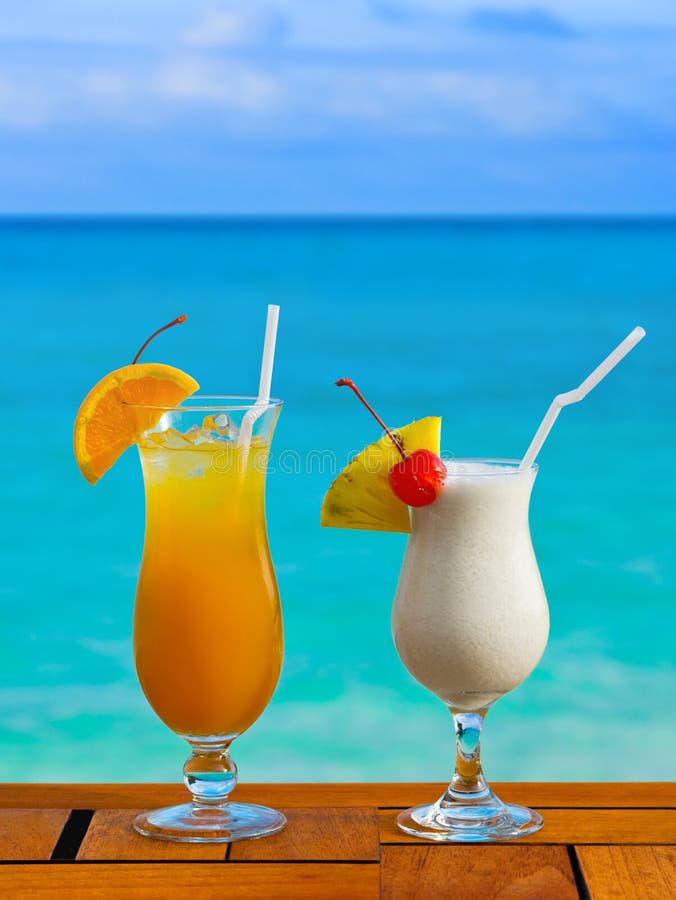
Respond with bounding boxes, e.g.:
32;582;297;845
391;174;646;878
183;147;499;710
73;310;287;842
129;397;286;842
134;432;282;739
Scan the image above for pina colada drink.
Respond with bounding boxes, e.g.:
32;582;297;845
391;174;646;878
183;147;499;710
321;381;547;842
324;323;645;842
134;434;283;738
393;460;548;712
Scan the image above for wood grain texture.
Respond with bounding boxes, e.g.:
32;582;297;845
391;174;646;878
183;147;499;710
77;810;227;861
0;809;69;860
576;846;676;899
0;783;672;810
230;807;380;861
381;845;578;900
379;809;676;845
0;862;380;899
0;786;672;899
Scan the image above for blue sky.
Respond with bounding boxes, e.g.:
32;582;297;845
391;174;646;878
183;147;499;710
0;1;674;213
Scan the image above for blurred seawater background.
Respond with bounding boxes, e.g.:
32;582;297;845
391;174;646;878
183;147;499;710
0;216;674;782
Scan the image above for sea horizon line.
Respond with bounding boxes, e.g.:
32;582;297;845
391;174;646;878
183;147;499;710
0;213;674;227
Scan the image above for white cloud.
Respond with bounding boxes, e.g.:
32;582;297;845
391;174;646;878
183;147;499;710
293;66;579;137
155;58;281;110
182;7;287;48
183;10;253;47
0;1;675;51
403;70;578;135
0;56;282;130
0;1;672;144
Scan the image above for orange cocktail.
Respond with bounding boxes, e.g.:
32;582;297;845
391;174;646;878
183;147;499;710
129;396;286;842
73;312;287;844
134;432;282;738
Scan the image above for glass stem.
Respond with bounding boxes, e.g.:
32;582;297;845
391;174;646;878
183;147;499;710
446;707;490;800
183;739;238;809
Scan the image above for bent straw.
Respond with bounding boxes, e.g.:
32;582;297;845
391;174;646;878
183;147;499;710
519;326;646;471
238;304;280;450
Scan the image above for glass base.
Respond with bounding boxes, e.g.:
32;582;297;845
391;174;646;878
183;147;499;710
397;800;543;843
133;802;287;843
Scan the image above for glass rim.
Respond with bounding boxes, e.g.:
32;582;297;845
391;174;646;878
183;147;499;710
444;457;538;476
123;394;283;412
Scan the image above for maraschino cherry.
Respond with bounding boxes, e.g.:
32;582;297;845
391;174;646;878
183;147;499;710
336;378;446;507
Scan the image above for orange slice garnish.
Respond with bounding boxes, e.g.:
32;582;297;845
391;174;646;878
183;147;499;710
74;363;199;484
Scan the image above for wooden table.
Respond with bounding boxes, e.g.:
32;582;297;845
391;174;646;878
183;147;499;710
0;783;673;898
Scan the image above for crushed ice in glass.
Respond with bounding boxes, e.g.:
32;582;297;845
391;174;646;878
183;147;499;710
148;415;238;448
149;427;196;449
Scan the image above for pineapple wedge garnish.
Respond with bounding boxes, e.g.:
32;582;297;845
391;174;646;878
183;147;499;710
321;417;442;533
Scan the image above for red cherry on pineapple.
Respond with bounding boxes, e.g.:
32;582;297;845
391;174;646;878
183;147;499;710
389;448;447;507
335;378;445;508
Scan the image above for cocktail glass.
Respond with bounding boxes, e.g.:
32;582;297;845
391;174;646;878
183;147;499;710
129;396;286;842
392;459;548;842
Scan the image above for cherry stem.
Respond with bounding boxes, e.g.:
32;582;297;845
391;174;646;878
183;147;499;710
132;315;187;364
335;378;406;460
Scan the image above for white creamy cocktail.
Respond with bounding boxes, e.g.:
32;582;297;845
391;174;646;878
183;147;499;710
393;460;549;712
392;459;548;841
322;328;644;843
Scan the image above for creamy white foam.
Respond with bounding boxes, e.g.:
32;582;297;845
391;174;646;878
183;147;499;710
392;460;549;710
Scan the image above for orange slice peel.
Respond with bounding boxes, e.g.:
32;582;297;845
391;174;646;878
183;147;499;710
73;363;199;484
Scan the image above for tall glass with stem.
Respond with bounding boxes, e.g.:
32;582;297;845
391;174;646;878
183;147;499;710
392;459;549;842
129;396;285;842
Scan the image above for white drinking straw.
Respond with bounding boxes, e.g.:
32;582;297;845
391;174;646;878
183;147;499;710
238;304;280;449
519;326;646;470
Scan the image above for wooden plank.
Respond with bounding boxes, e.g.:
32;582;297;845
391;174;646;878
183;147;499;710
381;845;578;899
77;809;226;860
231;807;380;861
379;808;676;845
576;846;676;899
0;783;672;810
0;863;380;899
0;809;69;860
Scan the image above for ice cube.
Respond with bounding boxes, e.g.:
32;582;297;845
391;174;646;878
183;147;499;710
201;413;236;437
155;427;195;449
216;413;237;436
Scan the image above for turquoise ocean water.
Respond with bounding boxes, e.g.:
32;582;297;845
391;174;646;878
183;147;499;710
0;218;674;783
